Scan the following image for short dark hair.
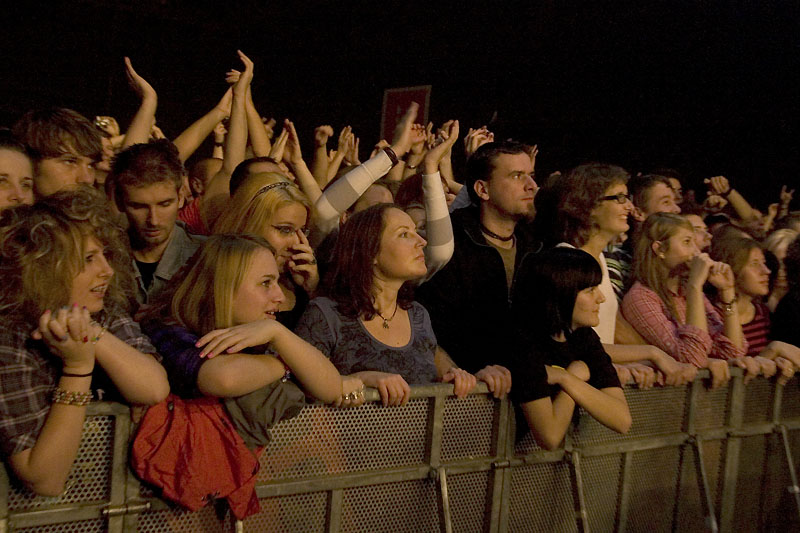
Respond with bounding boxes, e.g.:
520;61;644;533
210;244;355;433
512;247;602;341
322;203;414;319
465;140;529;205
12;107;102;163
110;140;183;208
628;173;672;211
557;163;630;247
785;233;800;291
230;157;281;196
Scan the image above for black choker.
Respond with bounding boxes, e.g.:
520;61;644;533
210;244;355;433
480;223;515;242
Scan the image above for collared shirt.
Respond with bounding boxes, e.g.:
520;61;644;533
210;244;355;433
621;281;747;367
133;222;205;304
0;312;159;457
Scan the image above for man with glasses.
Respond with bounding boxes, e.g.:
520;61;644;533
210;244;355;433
110;140;205;303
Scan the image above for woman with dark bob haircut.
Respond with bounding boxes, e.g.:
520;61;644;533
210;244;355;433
507;247;631;450
295;203;476;407
0;186;168;496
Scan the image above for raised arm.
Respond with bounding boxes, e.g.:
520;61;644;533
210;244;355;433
284;119;322;204
705;176;759;222
419;120;458;280
172;88;232;163
310;125;333;184
121;57;158;148
312;103;418;238
200;51;253;226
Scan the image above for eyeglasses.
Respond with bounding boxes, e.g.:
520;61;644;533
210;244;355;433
599;193;632;204
272;225;310;237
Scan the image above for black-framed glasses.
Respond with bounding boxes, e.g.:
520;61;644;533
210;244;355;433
599;193;632;204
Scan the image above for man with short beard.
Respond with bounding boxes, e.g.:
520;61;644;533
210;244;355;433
417;141;538;398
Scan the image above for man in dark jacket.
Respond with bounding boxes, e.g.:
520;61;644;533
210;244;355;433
417;141;539;397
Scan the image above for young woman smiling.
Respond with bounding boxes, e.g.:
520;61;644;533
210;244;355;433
508;247;631;450
0;187;168;496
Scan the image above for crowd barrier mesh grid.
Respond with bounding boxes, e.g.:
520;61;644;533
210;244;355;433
3;373;800;533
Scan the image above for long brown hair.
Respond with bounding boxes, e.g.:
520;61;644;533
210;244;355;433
632;213;694;320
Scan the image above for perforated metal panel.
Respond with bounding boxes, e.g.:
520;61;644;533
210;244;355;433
7;416;114;511
448;471;491;532
674;444;706;532
692;386;729;430
341;480;440;532
259;400;428;482
742;378;774;424
243;492;326;532
136;503;234;532
625;447;681;533
780;379;800;421
581;454;622;531
508;462;577;533
441;394;495;461
15;519;106;533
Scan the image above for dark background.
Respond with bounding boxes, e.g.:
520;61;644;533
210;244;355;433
2;1;798;208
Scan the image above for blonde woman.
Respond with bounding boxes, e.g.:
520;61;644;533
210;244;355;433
622;213;747;388
0;187;168;496
141;234;360;405
214;173;318;328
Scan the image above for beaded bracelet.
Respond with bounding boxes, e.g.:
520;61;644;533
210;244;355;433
89;321;108;344
52;388;93;406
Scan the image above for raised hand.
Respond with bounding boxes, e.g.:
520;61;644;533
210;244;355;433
409;124;427;155
270;127;289;163
423;120;460;174
232;50;253;97
124;57;157;101
283;119;305;167
263;118;276;140
464;126;494;157
215;87;234;118
337;126;352;154
345;136;360;165
389;102;420;157
703;194;728;212
780;185;795;207
704;176;731;196
371;139;390;158
314;125;334;147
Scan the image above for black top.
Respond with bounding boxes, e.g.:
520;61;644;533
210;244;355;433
505;327;621;406
772;288;800;347
416;205;542;374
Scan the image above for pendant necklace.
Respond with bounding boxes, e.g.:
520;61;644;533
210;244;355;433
377;302;399;329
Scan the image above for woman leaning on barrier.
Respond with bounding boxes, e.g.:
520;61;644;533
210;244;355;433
710;236;799;384
0;187;169;496
622;213;750;389
295;203;477;408
507;247;632;450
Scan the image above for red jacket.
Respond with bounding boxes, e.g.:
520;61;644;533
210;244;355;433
131;394;262;519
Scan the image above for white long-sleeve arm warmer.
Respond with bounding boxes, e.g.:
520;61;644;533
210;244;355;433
313;150;393;238
420;171;454;282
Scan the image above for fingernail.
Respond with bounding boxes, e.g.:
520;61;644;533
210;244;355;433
73;303;78;308
83;336;89;343
198;352;205;357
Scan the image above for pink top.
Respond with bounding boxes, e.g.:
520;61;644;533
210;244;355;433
178;197;209;236
622;281;747;367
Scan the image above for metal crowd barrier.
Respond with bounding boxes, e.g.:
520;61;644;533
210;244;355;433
2;368;800;532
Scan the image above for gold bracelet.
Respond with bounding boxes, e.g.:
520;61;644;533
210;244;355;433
52;388;93;406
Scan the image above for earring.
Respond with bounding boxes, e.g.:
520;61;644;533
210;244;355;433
659;254;665;259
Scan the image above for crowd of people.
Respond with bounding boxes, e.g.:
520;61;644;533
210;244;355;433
1;52;798;518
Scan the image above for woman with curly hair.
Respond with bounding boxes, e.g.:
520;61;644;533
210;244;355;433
0;186;168;496
540;164;696;387
295;203;475;407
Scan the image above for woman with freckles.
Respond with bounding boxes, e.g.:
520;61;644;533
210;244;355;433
295;204;476;407
0;187;168;496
